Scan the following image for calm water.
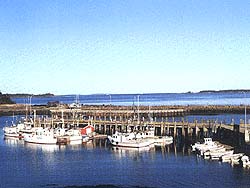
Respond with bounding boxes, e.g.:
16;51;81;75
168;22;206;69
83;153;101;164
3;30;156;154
12;92;250;106
4;93;250;187
1;116;250;188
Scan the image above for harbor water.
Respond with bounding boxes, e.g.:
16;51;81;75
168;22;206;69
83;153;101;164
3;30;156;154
12;92;250;106
1;93;250;188
1;121;250;187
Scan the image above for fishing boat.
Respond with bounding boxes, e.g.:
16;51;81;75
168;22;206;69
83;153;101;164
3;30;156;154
65;129;82;142
191;138;223;157
221;153;244;163
203;146;226;159
108;131;154;148
3;123;25;139
131;129;173;146
55;128;83;144
24;128;57;144
210;150;234;160
191;138;216;152
151;136;173;146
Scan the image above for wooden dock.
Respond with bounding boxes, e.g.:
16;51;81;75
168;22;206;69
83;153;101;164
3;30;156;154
2;104;250;142
32;110;250;142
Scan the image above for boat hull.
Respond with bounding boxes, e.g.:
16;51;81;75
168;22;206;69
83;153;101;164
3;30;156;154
108;135;154;148
109;141;154;148
24;135;57;145
4;133;23;139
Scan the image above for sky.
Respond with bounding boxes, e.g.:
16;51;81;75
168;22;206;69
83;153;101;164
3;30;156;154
0;0;250;95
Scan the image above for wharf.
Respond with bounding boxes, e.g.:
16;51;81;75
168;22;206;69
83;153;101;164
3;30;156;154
1;104;250;143
27;111;250;143
1;104;250;117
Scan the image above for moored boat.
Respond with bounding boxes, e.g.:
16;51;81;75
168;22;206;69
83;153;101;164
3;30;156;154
221;153;244;163
191;138;217;153
66;129;82;142
210;150;234;160
148;136;173;146
3;123;25;139
24;128;57;144
129;129;173;146
108;131;154;148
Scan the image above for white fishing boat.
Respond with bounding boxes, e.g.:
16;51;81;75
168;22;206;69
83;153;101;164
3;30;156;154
210;150;234;160
191;138;217;153
230;153;244;164
203;145;226;155
55;128;83;144
65;129;82;142
132;129;173;146
24;128;57;144
199;144;221;156
3;123;25;138
108;131;154;148
19;122;35;138
203;146;228;160
149;136;173;146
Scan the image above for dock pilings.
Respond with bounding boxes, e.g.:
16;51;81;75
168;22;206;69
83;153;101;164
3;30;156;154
44;107;250;143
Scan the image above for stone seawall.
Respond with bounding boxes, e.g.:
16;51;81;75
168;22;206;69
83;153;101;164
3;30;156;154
0;104;249;117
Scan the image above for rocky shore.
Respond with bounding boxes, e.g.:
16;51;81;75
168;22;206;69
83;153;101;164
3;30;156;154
0;104;51;116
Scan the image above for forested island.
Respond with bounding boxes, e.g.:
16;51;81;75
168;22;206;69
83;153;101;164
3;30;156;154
0;92;15;104
0;92;54;105
199;89;250;93
8;93;54;98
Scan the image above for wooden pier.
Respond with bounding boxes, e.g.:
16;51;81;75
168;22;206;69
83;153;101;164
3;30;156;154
36;107;249;143
2;104;249;143
47;117;249;136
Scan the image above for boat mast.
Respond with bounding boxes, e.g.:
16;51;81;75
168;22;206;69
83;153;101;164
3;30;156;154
137;95;140;126
25;97;28;120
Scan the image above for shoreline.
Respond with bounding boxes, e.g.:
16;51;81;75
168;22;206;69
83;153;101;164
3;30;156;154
0;104;51;116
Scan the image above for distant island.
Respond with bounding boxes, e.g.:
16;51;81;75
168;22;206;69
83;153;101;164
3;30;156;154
0;92;15;104
8;93;55;98
199;89;250;93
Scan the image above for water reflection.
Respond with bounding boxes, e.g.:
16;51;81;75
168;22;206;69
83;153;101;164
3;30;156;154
109;141;181;161
3;136;195;156
64;140;85;151
3;136;194;158
2;137;250;188
24;142;64;153
69;140;82;145
111;145;154;159
4;137;25;147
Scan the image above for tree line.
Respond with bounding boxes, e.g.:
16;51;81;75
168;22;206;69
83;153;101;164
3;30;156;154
0;92;15;104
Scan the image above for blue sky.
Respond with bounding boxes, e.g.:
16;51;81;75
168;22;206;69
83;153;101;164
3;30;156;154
0;0;250;95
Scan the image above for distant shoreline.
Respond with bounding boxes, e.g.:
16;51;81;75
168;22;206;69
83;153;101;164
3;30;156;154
9;93;54;98
198;89;250;94
4;89;250;98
